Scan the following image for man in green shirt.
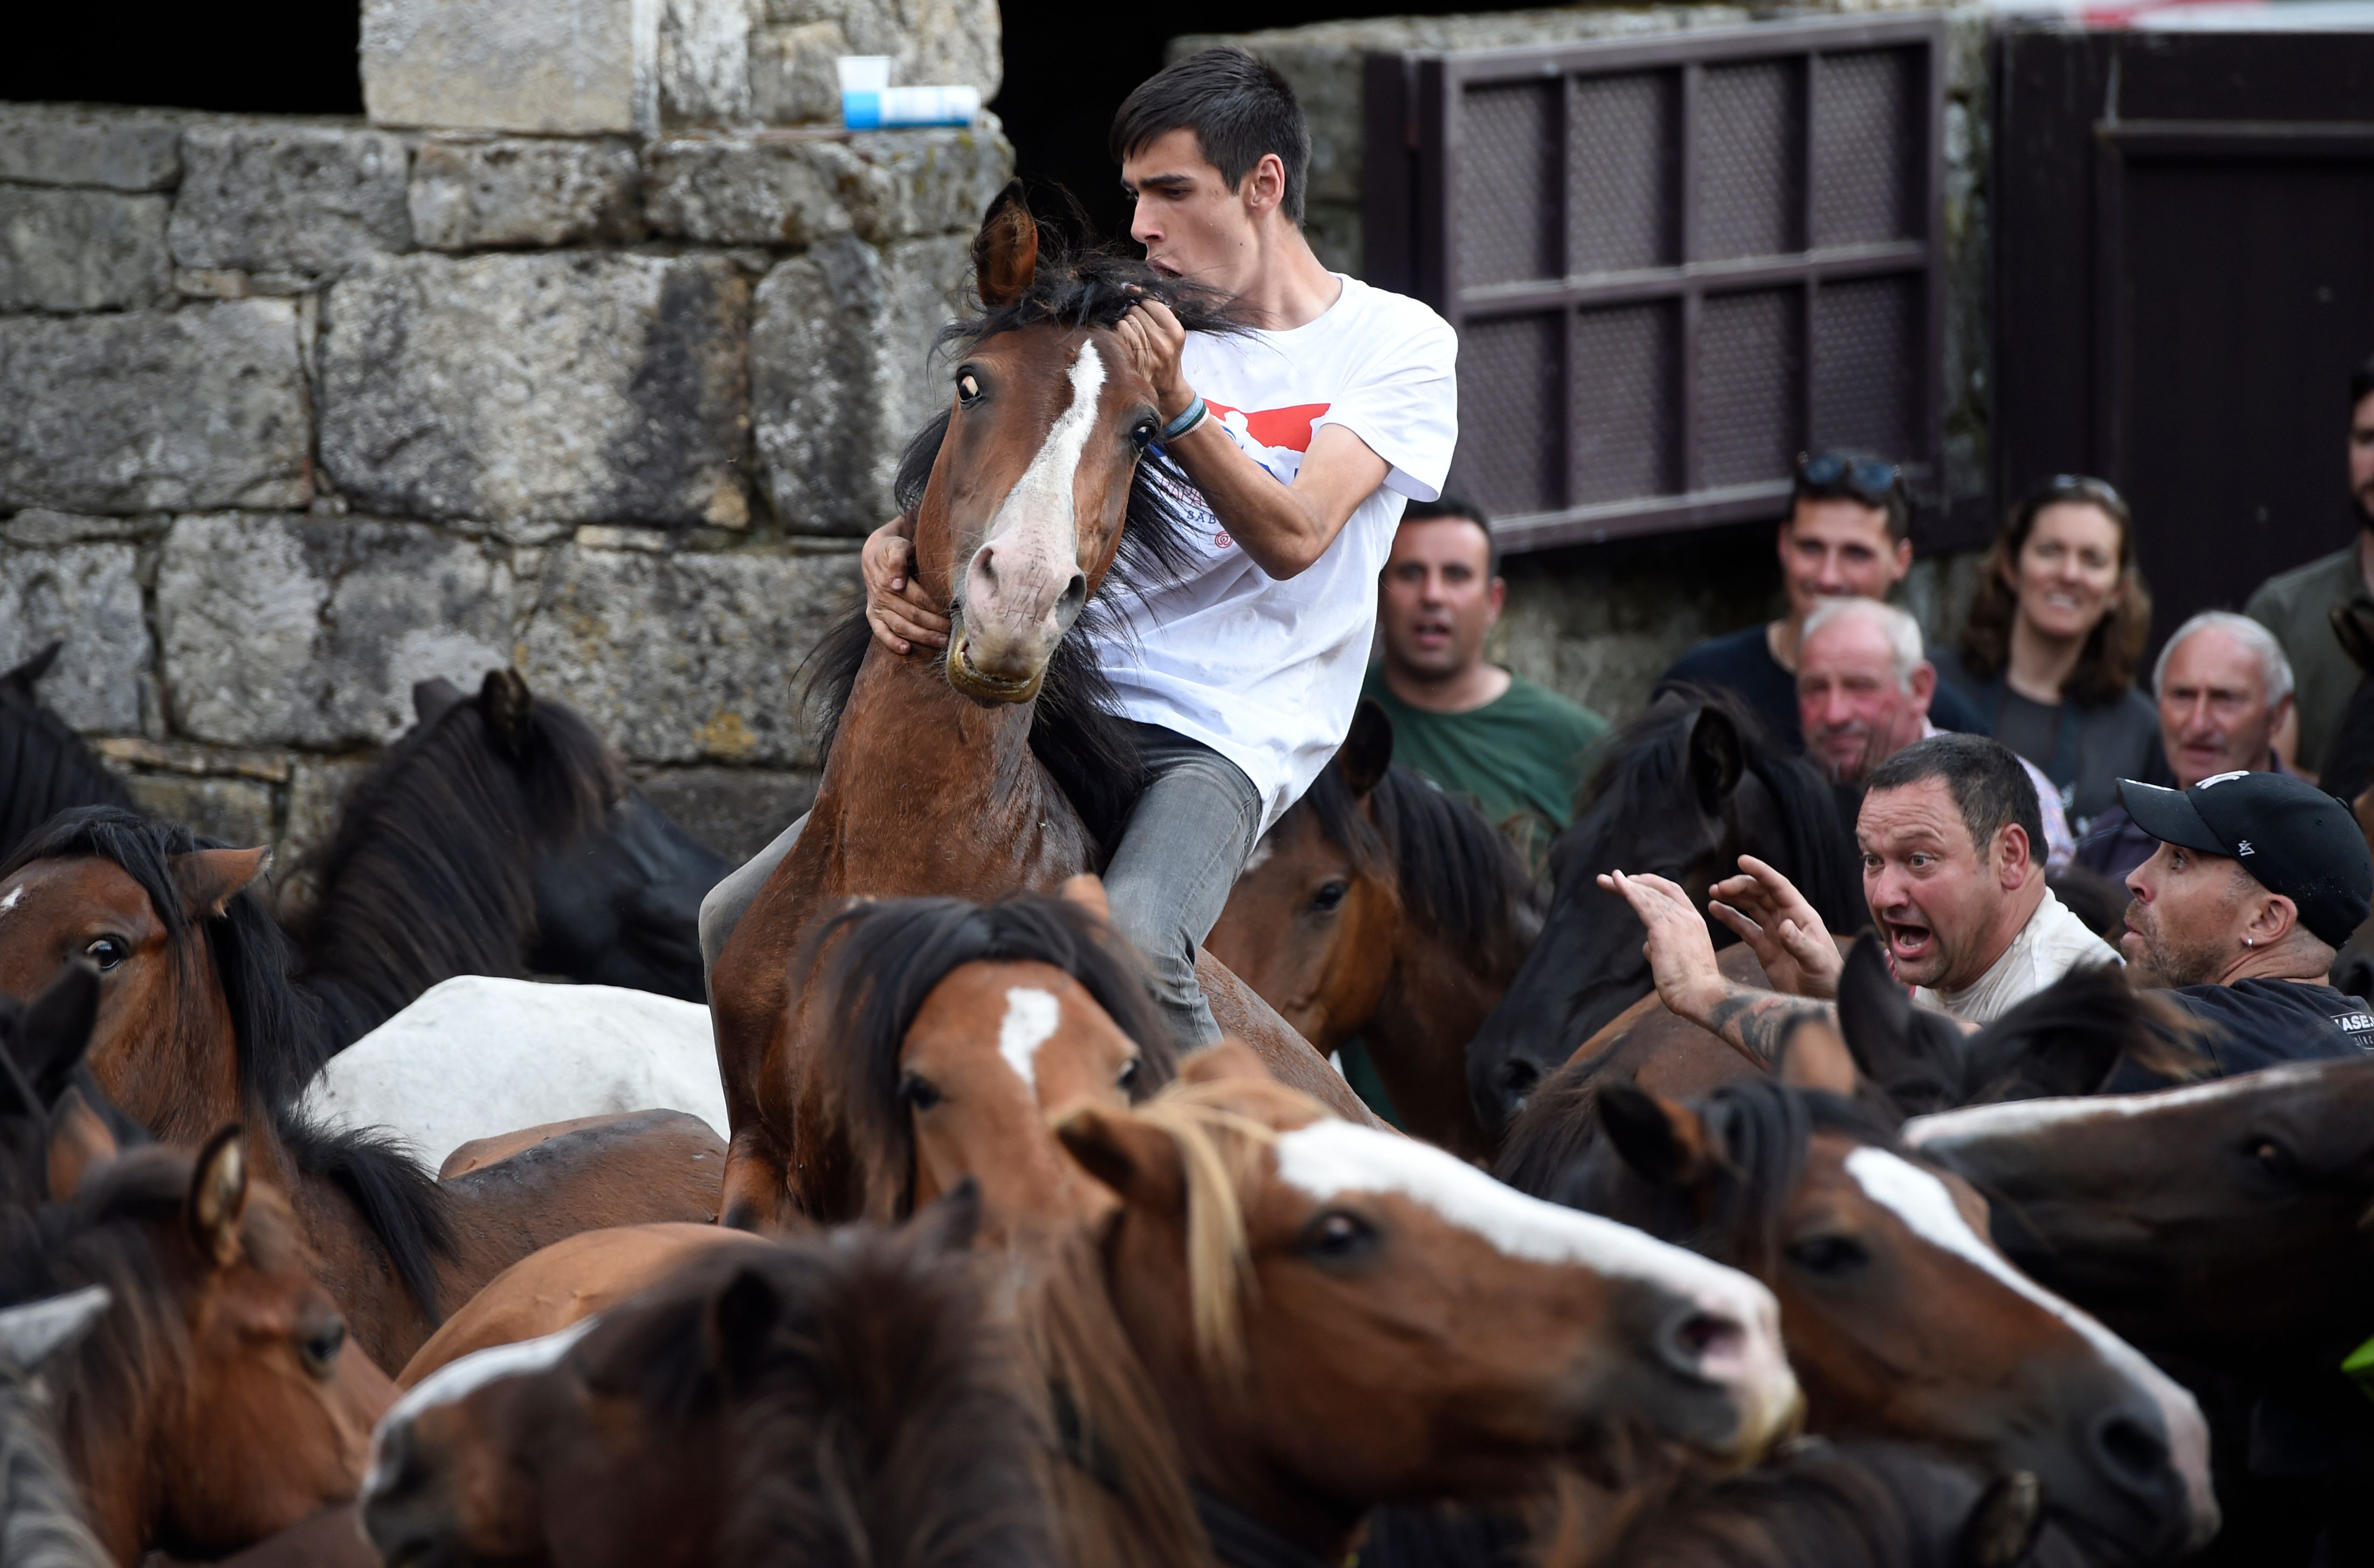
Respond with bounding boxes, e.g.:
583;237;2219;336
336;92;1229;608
1361;498;1607;865
2244;353;2374;776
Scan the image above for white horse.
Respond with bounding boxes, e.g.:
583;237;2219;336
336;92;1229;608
295;975;728;1171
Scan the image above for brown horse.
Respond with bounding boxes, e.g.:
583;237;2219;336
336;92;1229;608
3;1121;395;1564
361;1190;1054;1568
1209;702;1540;1159
1507;1041;2217;1561
0;807;723;1370
1038;1058;1800;1567
708;185;1372;1229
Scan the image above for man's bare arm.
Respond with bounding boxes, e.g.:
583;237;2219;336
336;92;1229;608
1112;295;1389;580
1702;986;1838;1067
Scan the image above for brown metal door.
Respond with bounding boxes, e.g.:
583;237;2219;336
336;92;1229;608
1995;30;2374;652
1365;13;1948;552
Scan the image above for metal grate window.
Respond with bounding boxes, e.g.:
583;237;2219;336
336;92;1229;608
1363;14;1947;551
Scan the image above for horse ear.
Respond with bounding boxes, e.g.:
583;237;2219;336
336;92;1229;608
1178;1040;1273;1087
705;1267;781;1391
1687;704;1745;816
974;181;1038;308
169;846;271;918
478;668;535;761
1775;1014;1860;1096
412;676;466;726
46;1088;119;1203
1596;1085;1714;1191
1058;873;1112;921
1835;937;1961;1116
2;640;63;694
0;1285;110;1373
1337;700;1395;798
1956;1470;2044;1568
17;963;99;1108
187;1125;249;1269
1054;1104;1185;1217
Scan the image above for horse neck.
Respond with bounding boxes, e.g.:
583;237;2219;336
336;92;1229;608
1365;937;1505;1159
131;954;249;1150
809;642;1087;884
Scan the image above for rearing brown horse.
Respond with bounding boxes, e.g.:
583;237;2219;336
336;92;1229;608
709;185;1372;1229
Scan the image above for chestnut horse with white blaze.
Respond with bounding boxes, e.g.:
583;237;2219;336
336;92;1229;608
708;185;1371;1231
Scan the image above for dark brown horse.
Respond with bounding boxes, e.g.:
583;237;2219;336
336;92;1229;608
1;1121;395;1564
1466;688;1862;1133
0;808;724;1370
708;185;1371;1230
361;1190;1054;1568
1209;702;1540;1159
0;644;131;868
291;669;730;1048
1505;1053;2216;1561
1039;1059;1800;1568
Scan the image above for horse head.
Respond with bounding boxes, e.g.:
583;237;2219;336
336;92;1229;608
1573;1072;2216;1561
1467;688;1855;1132
912;182;1233;706
1052;1054;1798;1561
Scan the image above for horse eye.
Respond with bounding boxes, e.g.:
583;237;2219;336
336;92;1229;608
956;371;982;406
1309;881;1349;915
900;1073;944;1112
299;1318;346;1379
1300;1210;1378;1263
1130;419;1156;448
1116;1058;1142;1096
1785;1235;1871;1276
84;937;127;971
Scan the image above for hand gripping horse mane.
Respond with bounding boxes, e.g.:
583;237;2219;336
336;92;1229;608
708;184;1374;1229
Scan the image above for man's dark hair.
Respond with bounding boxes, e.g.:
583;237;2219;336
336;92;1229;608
1110;48;1312;225
1791;450;1911;543
1865;733;2046;866
2351;351;2374;415
1402;495;1500;577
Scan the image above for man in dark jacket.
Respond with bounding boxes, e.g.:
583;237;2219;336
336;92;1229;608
2108;770;2374;1083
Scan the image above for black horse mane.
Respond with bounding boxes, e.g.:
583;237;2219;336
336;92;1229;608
1566;685;1865;933
803;892;1180;1217
578;1199;1054;1566
1297;762;1538;962
0;807;453;1318
293;676;623;1051
0;644;132;865
804;240;1248;860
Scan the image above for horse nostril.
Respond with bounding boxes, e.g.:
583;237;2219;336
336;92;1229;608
1495;1058;1541;1103
1657;1306;1746;1381
2092;1411;2171;1491
1058;572;1086;616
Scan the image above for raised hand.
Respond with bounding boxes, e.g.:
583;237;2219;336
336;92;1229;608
1707;855;1843;999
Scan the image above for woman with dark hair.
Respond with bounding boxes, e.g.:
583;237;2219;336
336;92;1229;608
1933;475;2159;832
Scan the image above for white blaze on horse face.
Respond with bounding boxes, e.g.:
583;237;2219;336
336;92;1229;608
0;885;20;920
961;343;1108;661
1270;1119;1799;1445
1842;1146;2219;1544
368;1318;598;1493
997;986;1060;1095
1902;1060;2342;1154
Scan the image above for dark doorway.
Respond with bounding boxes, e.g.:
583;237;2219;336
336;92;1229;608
1993;29;2374;659
993;0;1543;244
1;2;361;114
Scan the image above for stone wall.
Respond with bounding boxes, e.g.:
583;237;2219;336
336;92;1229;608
0;71;1011;873
1176;1;1995;726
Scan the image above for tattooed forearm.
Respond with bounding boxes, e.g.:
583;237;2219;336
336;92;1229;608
1702;986;1837;1066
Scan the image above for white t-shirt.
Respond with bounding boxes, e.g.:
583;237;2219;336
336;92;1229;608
1912;888;2122;1025
1101;274;1459;833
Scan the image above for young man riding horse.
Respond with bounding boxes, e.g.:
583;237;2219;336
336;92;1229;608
702;49;1458;1047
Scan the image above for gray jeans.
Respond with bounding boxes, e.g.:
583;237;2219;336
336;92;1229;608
698;722;1262;1048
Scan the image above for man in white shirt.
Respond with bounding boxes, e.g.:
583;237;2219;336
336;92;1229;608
1600;733;2118;1059
702;49;1459;1047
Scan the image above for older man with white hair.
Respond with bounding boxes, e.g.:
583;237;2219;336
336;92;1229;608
2077;611;2299;882
1797;597;2073;869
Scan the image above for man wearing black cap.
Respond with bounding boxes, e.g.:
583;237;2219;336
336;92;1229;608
2113;769;2374;1077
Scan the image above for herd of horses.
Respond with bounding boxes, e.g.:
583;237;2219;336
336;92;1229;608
0;186;2369;1566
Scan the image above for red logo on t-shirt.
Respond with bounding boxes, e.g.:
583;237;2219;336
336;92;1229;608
1204;402;1331;453
1213;530;1232;549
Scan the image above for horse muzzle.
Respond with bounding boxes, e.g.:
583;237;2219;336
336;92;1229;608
945;621;1049;705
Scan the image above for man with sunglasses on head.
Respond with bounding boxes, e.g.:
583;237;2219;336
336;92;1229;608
1662;451;1990;750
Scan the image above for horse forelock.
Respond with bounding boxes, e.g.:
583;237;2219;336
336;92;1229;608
800;895;1180;1220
